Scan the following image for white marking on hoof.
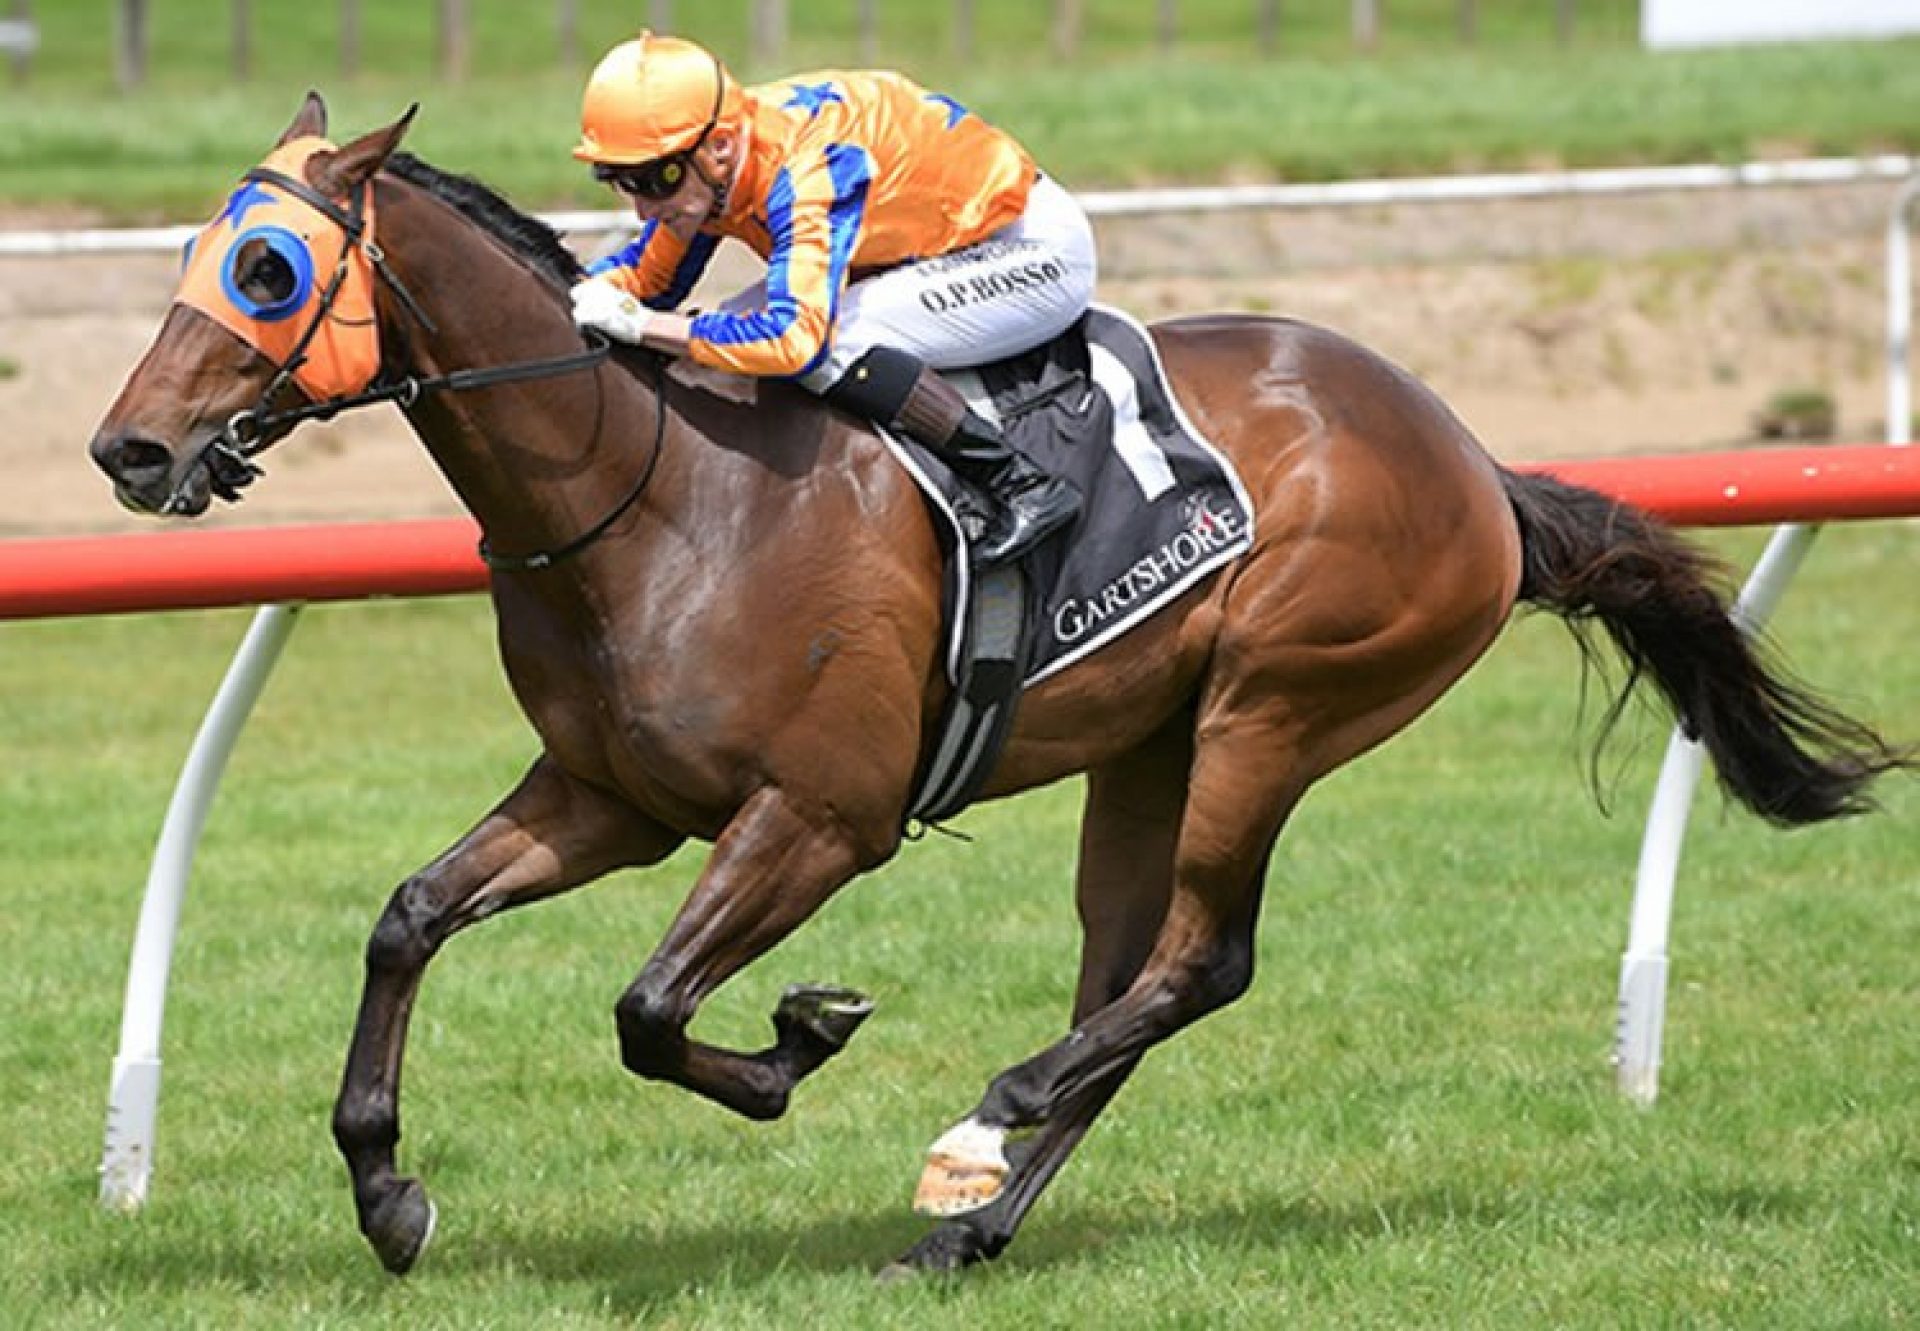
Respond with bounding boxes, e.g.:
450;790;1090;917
820;993;875;1019
913;1118;1009;1217
417;1198;438;1264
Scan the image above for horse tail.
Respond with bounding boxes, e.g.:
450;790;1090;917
1499;467;1909;827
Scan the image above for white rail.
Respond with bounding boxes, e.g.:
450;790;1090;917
2;154;1913;257
99;604;303;1210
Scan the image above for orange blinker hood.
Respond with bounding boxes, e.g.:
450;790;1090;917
173;137;382;401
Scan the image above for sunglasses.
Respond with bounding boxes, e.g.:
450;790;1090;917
594;156;692;202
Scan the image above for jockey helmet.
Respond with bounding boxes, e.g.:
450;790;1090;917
573;31;742;166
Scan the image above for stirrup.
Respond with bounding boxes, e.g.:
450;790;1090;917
973;477;1080;567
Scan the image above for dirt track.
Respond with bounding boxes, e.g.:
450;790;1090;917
1;179;1903;537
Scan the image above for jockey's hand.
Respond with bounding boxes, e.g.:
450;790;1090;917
570;277;655;345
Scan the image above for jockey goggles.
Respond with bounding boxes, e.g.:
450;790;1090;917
593;156;695;201
590;48;726;201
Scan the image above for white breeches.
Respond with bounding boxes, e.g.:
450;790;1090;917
720;174;1099;391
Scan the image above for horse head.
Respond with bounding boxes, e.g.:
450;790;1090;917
89;92;414;516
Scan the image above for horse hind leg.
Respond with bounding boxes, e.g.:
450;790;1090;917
906;710;1310;1251
611;784;878;1120
888;717;1191;1276
901;557;1512;1266
331;756;684;1274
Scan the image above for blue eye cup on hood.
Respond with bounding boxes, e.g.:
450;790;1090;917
219;224;316;322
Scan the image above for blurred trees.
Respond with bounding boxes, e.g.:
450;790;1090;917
101;0;1604;91
231;0;249;79
5;0;34;85
750;0;786;68
115;0;146;88
1353;0;1379;51
438;0;468;82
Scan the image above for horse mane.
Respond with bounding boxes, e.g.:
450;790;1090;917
383;152;584;289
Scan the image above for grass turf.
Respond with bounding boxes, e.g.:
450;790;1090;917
3;521;1917;1326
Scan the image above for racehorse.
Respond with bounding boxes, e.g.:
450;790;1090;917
90;96;1905;1278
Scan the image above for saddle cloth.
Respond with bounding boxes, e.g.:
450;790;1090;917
880;304;1256;690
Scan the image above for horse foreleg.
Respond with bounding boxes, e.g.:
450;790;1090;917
911;720;1304;1233
332;756;683;1274
890;719;1190;1275
613;784;872;1121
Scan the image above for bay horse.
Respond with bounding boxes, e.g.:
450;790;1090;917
90;96;1903;1278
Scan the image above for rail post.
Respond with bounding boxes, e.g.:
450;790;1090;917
1612;524;1820;1104
99;604;303;1210
1611;170;1920;1105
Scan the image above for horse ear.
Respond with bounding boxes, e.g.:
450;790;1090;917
277;90;329;146
309;104;419;197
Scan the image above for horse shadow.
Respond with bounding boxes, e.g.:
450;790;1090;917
64;1177;1810;1314
442;1176;1812;1312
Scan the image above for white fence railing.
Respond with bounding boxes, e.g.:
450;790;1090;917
1;154;1913;257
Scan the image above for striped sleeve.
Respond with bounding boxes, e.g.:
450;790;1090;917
687;144;873;378
587;221;719;311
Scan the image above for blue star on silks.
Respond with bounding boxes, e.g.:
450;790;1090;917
783;81;844;118
217;179;275;230
925;93;969;130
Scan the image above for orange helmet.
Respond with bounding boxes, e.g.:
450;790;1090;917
574;31;742;166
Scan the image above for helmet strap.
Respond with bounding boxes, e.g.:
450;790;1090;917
688;142;732;220
685;49;733;222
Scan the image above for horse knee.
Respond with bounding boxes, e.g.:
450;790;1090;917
365;877;442;974
613;974;690;1078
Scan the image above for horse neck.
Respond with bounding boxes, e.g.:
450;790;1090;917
372;179;672;573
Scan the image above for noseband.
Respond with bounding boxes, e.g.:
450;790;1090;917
170;158;664;573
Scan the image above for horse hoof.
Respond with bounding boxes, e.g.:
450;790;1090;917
912;1119;1008;1218
774;983;875;1050
878;1223;993;1280
365;1178;438;1275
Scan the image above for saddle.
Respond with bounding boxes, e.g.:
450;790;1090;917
880;305;1255;823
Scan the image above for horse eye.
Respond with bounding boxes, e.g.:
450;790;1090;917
231;237;298;306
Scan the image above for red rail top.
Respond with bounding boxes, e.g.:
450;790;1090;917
5;445;1918;621
0;518;486;619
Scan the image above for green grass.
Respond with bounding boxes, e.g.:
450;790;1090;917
3;522;1919;1326
2;3;1918;217
3;1;1646;87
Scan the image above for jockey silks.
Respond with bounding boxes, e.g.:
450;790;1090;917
587;70;1040;379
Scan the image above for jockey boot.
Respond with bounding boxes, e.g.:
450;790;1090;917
828;346;1081;567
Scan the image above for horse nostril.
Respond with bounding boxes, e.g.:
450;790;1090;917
91;433;176;485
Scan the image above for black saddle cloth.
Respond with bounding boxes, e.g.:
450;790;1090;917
884;304;1256;688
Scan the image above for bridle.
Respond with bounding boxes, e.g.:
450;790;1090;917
170;161;668;573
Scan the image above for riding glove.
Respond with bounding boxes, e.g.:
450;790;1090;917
569;277;655;345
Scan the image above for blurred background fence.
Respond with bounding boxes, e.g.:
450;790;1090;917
4;2;1636;90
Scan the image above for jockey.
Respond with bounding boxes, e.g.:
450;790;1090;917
568;31;1093;566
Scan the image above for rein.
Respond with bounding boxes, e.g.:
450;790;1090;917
477;355;668;573
177;163;666;574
